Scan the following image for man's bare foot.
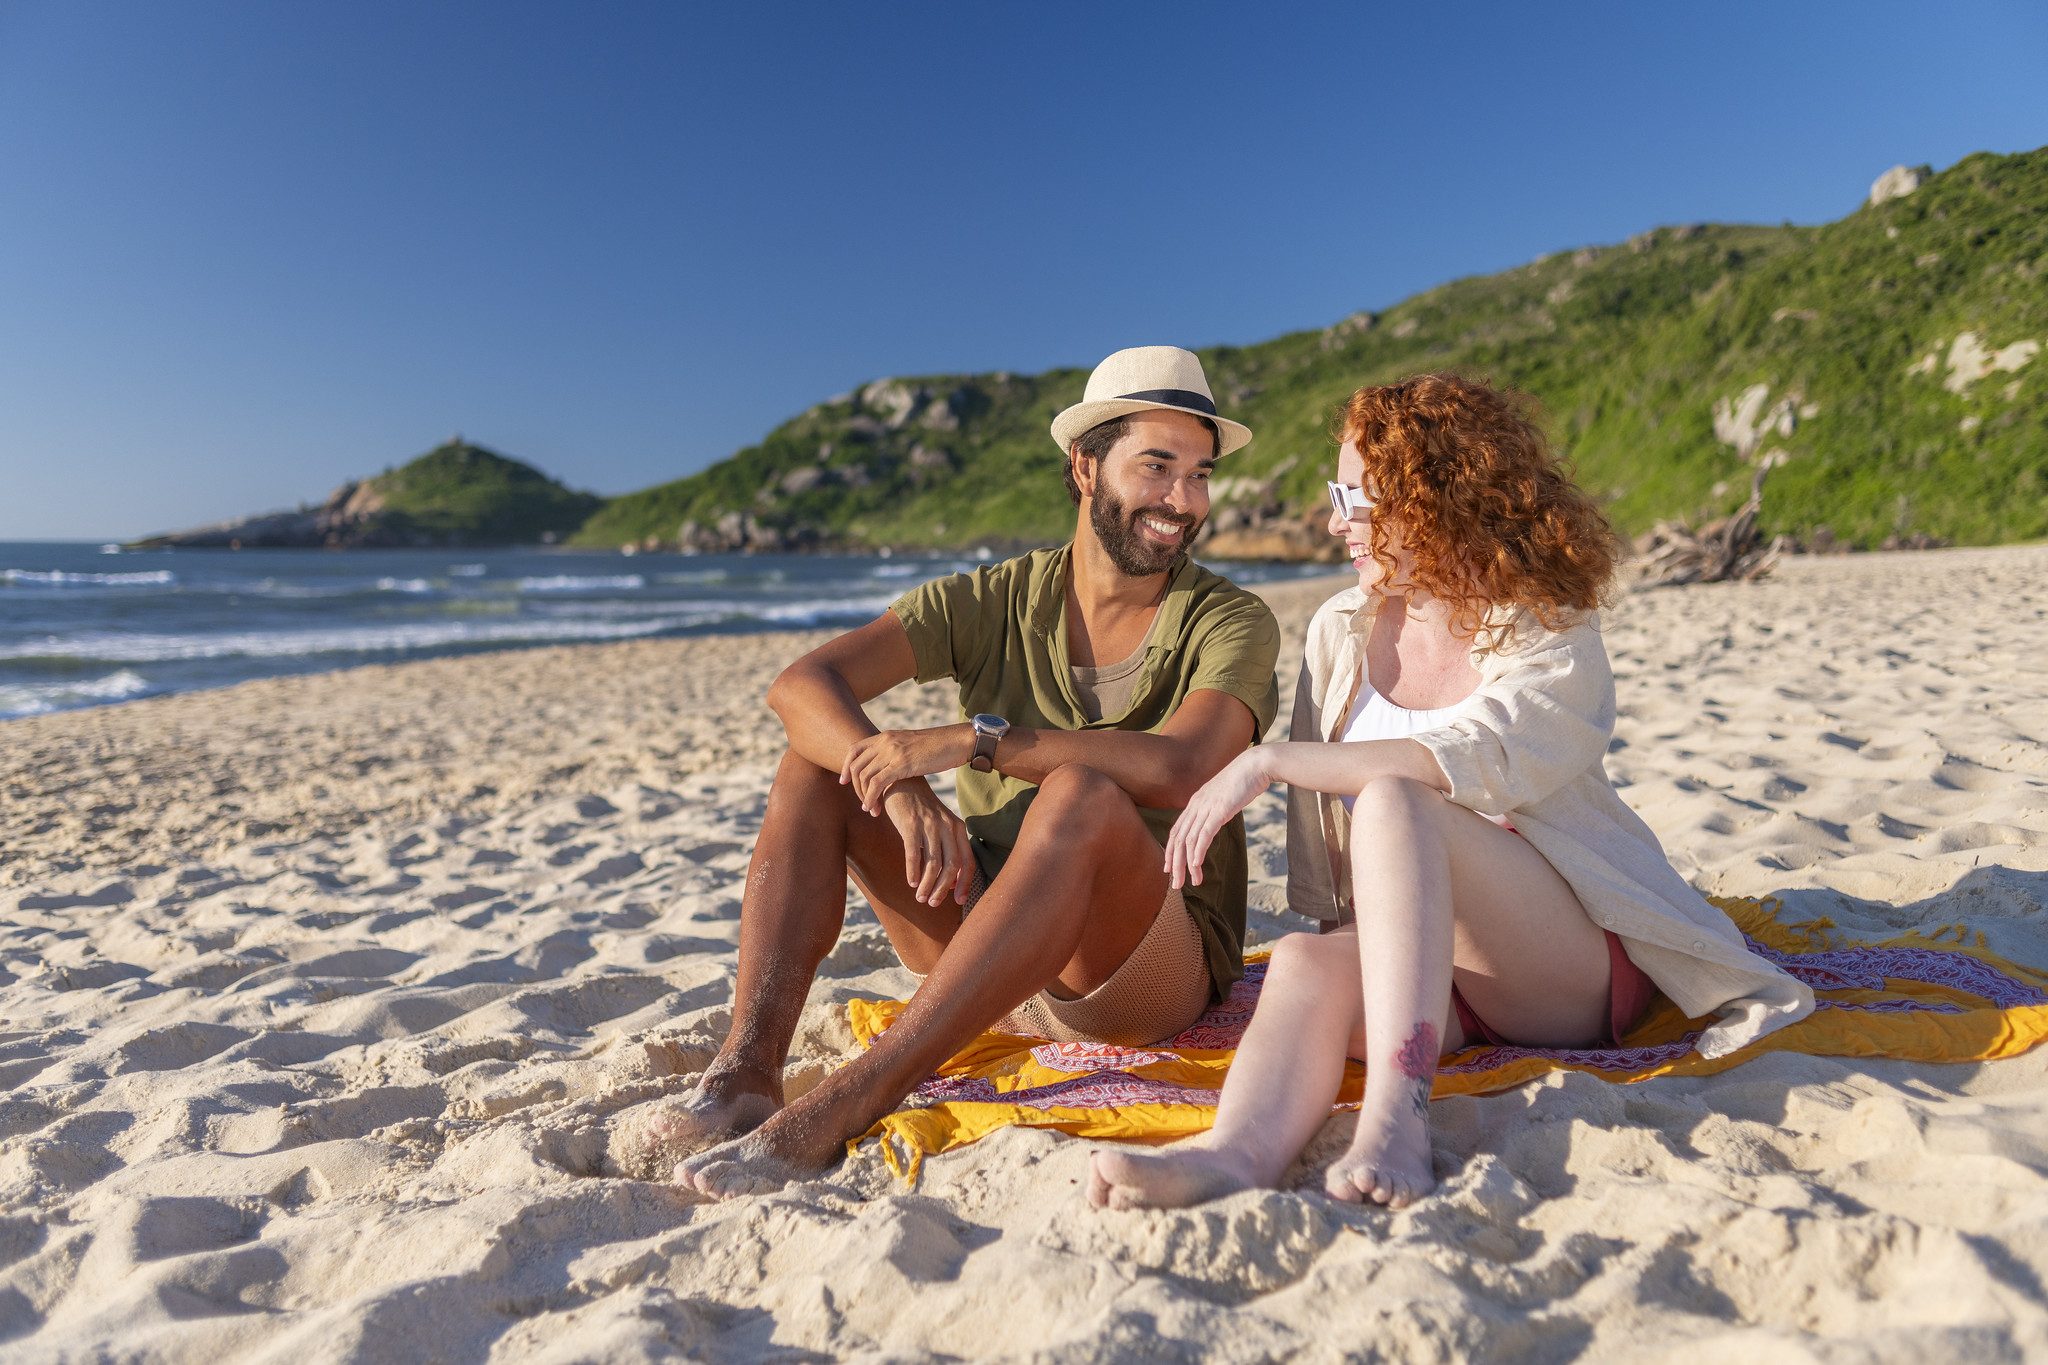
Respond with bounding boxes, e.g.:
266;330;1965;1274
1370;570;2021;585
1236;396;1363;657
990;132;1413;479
675;1100;853;1200
1086;1144;1262;1211
1323;1104;1435;1208
647;1063;783;1164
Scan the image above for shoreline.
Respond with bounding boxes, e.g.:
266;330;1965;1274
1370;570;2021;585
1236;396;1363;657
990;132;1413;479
0;542;1342;724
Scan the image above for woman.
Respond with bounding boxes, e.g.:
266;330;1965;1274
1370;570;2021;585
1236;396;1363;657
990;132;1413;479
1088;373;1813;1211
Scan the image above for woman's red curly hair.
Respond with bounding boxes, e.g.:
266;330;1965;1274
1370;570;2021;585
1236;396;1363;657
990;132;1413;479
1338;373;1617;641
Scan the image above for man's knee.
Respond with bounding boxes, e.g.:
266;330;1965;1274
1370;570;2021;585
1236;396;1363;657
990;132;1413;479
770;746;858;817
1020;763;1133;848
1034;762;1128;812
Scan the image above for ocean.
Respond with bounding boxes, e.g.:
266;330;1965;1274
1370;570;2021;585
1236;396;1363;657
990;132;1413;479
0;542;1331;719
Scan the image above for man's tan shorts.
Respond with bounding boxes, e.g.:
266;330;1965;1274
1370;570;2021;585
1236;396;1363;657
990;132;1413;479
903;868;1213;1048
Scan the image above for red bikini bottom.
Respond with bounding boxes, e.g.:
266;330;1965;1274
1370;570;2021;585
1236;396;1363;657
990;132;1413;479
1450;930;1658;1048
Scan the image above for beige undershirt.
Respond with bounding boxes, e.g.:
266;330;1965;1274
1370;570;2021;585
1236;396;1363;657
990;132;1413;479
1070;641;1148;723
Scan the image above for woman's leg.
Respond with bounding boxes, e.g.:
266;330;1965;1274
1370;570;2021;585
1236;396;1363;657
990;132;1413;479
1091;775;1605;1212
1329;774;1608;1206
1088;929;1427;1209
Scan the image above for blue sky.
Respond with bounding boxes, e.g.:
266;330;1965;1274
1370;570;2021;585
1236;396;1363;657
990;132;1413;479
2;1;2044;540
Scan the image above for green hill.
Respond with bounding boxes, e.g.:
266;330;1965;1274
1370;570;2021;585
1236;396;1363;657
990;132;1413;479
131;439;603;549
366;440;603;545
577;147;2048;555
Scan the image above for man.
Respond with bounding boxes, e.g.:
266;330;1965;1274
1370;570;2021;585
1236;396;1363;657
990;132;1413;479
668;346;1281;1197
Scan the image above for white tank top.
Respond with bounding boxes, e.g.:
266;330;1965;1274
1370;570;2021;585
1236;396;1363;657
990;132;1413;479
1338;678;1464;812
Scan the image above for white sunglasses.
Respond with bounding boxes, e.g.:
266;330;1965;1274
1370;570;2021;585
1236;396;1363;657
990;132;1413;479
1326;481;1375;519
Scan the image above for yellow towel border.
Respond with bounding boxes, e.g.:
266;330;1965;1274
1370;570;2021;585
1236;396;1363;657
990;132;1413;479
846;897;2048;1181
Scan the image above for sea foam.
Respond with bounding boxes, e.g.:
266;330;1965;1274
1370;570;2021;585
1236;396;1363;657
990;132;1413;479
0;618;681;664
0;669;153;718
3;568;175;587
516;574;647;592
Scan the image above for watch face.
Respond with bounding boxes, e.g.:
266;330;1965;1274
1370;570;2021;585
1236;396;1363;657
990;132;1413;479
973;713;1008;734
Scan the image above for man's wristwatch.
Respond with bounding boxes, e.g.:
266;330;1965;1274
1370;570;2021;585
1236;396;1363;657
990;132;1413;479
968;714;1010;773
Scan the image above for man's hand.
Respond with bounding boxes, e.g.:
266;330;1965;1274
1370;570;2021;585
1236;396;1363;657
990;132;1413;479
842;725;973;814
881;779;977;907
1162;748;1274;890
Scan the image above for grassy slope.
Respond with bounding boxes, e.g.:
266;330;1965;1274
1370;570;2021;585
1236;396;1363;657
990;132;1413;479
575;148;2048;551
370;442;603;543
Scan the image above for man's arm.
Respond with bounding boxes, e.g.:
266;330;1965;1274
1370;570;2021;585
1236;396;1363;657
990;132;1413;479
845;688;1259;815
765;613;920;772
994;594;1278;808
992;690;1257;809
768;613;983;908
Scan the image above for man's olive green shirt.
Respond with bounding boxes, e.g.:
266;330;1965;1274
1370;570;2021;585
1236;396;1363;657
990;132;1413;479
889;545;1281;1003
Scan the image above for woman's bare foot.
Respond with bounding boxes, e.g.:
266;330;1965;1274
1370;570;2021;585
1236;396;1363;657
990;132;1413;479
1086;1144;1263;1210
1326;1019;1439;1208
1323;1105;1435;1207
675;1101;852;1200
648;1062;783;1164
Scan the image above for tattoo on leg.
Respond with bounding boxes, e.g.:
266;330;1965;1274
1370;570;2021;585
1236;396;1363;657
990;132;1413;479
1393;1020;1438;1118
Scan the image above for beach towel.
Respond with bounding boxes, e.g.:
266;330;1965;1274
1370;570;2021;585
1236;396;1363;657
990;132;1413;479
847;897;2048;1181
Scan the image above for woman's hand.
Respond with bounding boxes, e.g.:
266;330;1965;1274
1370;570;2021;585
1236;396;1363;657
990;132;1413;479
880;780;976;907
1163;749;1275;890
842;725;973;814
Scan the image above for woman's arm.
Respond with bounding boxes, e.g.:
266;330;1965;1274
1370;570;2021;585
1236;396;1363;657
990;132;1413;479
1162;738;1447;889
1258;737;1448;797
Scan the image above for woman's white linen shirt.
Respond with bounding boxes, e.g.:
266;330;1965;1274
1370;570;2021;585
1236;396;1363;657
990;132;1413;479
1283;587;1813;1058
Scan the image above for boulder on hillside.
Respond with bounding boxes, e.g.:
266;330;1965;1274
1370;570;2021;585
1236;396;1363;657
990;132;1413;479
1941;332;2041;393
676;510;816;554
1868;164;1930;207
918;385;978;432
1320;311;1377;351
860;379;929;429
1711;384;1804;460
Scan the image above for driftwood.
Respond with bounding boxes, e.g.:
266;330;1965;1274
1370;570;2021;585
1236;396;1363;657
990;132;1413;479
1631;463;1786;587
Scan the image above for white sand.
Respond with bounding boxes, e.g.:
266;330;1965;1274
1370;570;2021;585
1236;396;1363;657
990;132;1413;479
4;546;2048;1360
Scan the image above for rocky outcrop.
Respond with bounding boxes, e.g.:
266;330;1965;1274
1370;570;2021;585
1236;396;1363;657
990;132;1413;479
860;379;927;428
1867;164;1930;207
131;479;397;549
1712;384;1804;459
633;380;998;553
1200;513;1342;562
853;378;981;435
1939;332;2040;394
1197;469;1345;563
1320;311;1376;351
675;513;818;554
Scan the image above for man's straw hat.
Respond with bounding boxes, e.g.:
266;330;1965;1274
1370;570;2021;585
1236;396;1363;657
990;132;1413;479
1050;346;1253;457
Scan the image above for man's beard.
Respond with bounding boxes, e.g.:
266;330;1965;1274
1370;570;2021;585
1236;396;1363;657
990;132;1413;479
1090;484;1201;578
